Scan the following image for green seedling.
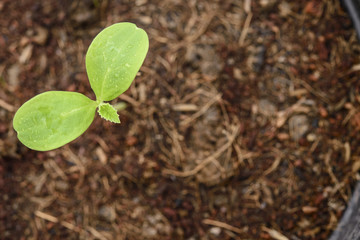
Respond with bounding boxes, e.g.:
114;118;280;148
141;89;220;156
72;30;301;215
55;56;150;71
13;22;149;151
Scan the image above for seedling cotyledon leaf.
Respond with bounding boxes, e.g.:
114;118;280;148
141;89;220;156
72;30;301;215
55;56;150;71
13;92;97;151
13;22;149;151
86;23;149;102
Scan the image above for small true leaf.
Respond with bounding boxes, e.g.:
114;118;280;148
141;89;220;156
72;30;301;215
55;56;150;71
86;22;149;102
98;103;120;123
13;91;97;151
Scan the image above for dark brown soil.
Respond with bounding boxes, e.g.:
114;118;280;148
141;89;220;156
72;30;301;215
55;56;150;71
1;0;360;239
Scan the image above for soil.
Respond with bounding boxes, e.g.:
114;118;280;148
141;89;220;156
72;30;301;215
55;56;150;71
1;0;360;239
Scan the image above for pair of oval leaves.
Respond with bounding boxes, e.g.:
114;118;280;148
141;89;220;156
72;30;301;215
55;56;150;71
13;23;149;151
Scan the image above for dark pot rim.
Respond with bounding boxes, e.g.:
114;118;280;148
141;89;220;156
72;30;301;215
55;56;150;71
329;1;360;239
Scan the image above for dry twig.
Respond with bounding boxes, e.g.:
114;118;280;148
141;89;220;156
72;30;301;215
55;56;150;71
203;219;243;234
262;226;289;240
0;98;15;112
163;125;239;177
239;12;253;46
180;93;222;127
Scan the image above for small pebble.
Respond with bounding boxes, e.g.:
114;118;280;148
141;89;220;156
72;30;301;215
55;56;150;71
318;106;328;117
98;205;116;222
258;99;277;117
306;133;317;142
289;115;309;141
209;227;221;236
